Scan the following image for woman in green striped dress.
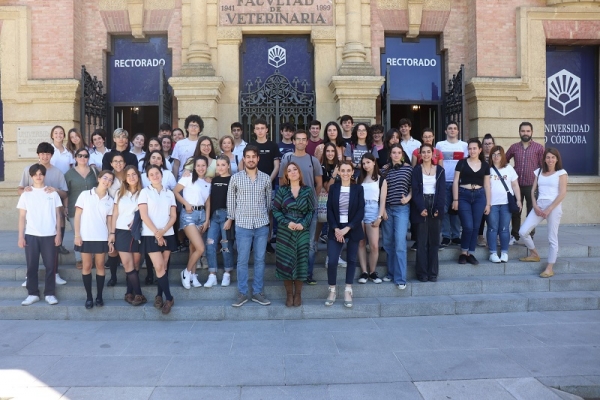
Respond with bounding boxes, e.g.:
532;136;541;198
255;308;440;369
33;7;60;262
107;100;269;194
273;162;315;307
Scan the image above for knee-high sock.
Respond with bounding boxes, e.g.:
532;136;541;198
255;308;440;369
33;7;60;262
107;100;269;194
96;275;105;300
157;275;172;301
82;273;93;300
107;256;119;279
126;270;142;296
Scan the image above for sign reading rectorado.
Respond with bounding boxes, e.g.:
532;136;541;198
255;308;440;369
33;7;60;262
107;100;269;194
219;0;333;26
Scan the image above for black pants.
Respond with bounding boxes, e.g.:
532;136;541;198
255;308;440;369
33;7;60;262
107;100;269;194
511;184;535;240
25;235;57;296
415;196;441;280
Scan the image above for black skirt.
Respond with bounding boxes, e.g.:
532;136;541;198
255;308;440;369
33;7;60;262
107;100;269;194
114;229;140;253
75;241;109;254
140;235;177;253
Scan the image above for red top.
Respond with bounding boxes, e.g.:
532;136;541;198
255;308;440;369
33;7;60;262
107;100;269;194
412;148;444;165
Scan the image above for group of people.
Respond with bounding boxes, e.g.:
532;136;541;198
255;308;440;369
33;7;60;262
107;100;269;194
16;115;568;312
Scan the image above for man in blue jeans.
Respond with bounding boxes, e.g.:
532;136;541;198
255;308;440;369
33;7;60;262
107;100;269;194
227;145;272;307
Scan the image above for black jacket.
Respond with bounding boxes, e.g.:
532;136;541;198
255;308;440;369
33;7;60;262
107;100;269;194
410;164;446;224
327;182;365;242
102;148;139;171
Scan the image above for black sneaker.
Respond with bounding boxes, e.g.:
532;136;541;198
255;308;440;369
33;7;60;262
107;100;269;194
451;238;461;246
410;242;418;251
319;234;328;243
440;238;451;248
466;254;479;265
266;243;275;254
369;272;382;284
270;236;277;244
358;272;369;284
305;277;317;285
458;254;467;264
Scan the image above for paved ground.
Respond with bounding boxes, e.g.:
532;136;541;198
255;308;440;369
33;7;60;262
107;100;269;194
0;310;599;399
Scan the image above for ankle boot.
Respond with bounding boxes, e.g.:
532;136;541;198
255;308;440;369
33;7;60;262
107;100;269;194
293;280;303;307
283;280;294;307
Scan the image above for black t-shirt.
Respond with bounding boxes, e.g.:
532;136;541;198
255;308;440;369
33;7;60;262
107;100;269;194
457;159;490;186
210;175;231;212
253;140;281;176
102;148;138;171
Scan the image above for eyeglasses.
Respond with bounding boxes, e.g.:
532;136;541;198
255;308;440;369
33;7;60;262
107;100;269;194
188;124;200;129
112;160;124;164
492;153;502;157
101;176;114;183
77;154;89;158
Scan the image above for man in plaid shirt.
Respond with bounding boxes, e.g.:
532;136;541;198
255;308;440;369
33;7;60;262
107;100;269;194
227;145;272;307
505;122;545;243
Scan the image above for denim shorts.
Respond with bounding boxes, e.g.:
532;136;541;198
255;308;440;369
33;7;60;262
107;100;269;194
363;200;379;224
180;208;206;229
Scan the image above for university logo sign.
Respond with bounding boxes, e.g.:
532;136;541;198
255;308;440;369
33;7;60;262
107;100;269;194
547;69;581;117
268;45;286;68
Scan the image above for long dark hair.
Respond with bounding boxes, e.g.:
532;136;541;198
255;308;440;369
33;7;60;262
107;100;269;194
542;147;563;172
467;138;485;163
358;153;380;184
350;123;373;148
191;156;209;183
193;135;217;159
321;142;340;177
384;128;400;151
323;121;346;148
144;150;167;171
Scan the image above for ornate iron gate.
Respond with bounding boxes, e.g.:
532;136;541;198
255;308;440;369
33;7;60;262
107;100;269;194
239;70;315;142
159;65;172;127
443;64;465;137
80;65;107;145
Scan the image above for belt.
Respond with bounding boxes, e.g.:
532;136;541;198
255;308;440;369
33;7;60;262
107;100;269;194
191;205;205;210
423;194;435;198
460;186;483;191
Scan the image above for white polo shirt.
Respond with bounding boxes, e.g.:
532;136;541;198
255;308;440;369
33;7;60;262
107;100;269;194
141;169;177;190
51;145;74;174
75;189;114;241
138;186;176;236
177;176;211;206
89;148;110;169
17;187;62;237
114;190;140;230
172;138;198;178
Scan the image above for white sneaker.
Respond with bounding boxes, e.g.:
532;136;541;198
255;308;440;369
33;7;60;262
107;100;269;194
204;274;217;288
338;257;347;268
181;269;191;289
22;295;40;306
489;253;501;263
221;272;231;287
500;252;509;263
55;273;67;285
509;236;518;246
22;279;27;287
397;284;407;290
45;295;58;305
191;273;202;288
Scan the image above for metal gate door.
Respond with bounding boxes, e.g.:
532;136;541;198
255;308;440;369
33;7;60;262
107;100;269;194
443;64;465;137
159;65;172;127
80;65;107;145
239;70;315;142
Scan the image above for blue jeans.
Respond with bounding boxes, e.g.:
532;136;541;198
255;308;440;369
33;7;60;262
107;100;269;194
487;203;511;253
442;182;461;239
458;187;487;253
307;213;317;279
382;204;410;285
180;208;206;230
206;209;234;273
327;236;358;285
235;224;268;295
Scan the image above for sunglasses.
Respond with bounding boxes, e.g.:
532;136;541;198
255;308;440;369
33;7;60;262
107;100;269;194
77;154;90;158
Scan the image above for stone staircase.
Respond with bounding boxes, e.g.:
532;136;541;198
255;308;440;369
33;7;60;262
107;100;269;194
1;238;599;321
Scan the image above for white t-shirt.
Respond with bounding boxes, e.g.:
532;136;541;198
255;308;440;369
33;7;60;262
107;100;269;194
138;186;176;236
172;138;198;178
436;140;468;182
17;187;62;236
89;148;110;169
75;189;114;241
489;164;518;206
50;145;74;174
141;169;177;190
361;180;380;202
401;137;422;164
109;177;121;199
233;140;247;167
177;176;211;206
114;190;140;230
536;168;568;202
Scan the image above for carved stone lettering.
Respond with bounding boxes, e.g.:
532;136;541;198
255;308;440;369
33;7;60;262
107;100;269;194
219;0;333;25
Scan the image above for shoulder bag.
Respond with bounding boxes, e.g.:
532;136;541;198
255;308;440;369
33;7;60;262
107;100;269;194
492;165;520;213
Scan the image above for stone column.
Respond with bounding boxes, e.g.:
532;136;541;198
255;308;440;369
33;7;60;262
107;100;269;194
179;0;215;76
337;0;375;76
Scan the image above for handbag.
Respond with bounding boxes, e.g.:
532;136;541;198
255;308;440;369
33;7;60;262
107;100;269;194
317;189;328;223
492;165;520;213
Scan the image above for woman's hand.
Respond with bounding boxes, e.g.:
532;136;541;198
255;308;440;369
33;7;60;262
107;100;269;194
334;228;345;243
452;200;459;211
108;242;115;254
534;205;544;217
200;220;210;233
381;210;388;221
185;203;193;213
74;236;83;247
371;218;381;228
154;228;163;239
484;205;490;215
224;219;232;230
182;170;191;178
517;200;522;210
420;209;428;217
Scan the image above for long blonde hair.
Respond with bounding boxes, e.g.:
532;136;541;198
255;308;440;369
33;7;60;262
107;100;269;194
116;166;142;203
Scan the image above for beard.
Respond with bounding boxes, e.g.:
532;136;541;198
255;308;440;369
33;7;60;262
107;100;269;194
521;135;532;142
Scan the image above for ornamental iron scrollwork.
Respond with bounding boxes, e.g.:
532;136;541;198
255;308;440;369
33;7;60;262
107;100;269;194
80;65;107;145
239;70;315;142
159;65;173;127
443;64;464;137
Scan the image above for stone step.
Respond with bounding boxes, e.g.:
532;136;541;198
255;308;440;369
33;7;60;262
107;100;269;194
1;256;598;284
4;273;600;301
1;290;598;321
1;241;592;265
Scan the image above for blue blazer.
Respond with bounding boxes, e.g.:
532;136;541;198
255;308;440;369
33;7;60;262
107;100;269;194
327;182;365;242
410;164;446;224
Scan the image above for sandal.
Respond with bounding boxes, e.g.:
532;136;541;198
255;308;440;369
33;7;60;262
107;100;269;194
324;286;336;306
344;286;353;308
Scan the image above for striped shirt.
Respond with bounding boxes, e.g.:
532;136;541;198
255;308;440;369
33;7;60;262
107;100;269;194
383;165;413;206
227;169;272;230
505;140;545;187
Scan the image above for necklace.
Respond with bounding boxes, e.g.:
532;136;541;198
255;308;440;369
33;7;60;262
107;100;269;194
424;164;434;176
